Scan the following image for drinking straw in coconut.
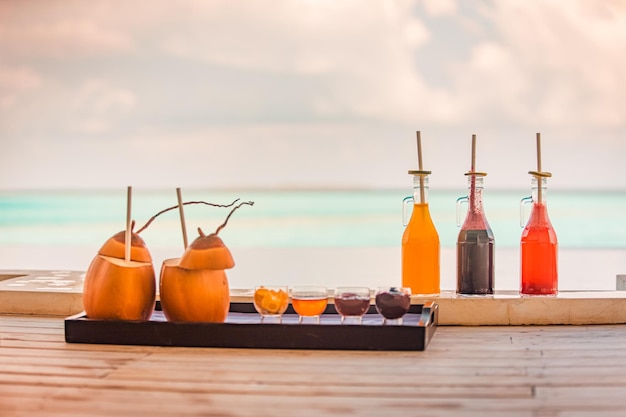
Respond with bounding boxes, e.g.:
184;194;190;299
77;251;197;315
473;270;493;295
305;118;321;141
125;186;132;262
416;131;426;204
176;187;189;249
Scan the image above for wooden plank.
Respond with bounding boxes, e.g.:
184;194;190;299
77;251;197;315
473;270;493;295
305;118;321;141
0;394;541;417
1;387;625;416
0;339;157;353
0;374;533;399
0;354;134;370
4;365;626;393
0;363;112;378
0;347;150;361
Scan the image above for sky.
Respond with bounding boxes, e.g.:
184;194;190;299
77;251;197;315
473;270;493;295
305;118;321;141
1;0;625;191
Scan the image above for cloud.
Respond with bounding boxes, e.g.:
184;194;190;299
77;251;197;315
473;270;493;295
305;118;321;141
474;0;626;127
156;1;435;123
155;0;626;129
1;21;132;58
7;0;623;128
160;1;430;74
422;0;458;17
41;122;412;190
70;79;137;134
0;65;42;91
0;65;43;109
1;0;625;190
0;2;133;58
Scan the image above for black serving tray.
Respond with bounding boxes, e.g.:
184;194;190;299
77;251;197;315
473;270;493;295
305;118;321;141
65;301;438;351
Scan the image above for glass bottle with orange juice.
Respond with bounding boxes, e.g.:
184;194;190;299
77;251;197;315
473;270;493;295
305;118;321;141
402;171;440;295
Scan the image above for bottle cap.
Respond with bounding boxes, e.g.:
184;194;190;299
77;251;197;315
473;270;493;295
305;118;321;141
528;170;552;178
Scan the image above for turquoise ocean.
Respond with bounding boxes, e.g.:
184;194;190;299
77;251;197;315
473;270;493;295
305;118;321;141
1;188;625;249
1;188;625;290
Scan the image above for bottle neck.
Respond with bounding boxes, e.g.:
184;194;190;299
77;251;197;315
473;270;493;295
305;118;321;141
467;175;485;212
412;175;429;204
531;177;549;204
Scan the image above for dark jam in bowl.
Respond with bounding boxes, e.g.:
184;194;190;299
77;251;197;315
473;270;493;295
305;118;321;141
334;294;370;317
375;291;410;320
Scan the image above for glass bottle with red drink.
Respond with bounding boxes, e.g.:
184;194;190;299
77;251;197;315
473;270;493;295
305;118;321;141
520;173;558;295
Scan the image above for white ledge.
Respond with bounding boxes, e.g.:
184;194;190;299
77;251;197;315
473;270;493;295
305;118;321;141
2;270;626;325
408;290;626;325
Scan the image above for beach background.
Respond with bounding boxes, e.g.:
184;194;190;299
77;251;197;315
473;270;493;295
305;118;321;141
1;1;625;292
1;188;624;291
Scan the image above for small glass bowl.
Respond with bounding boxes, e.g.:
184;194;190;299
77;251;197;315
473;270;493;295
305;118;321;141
253;286;289;323
290;286;328;324
375;287;411;325
334;287;371;324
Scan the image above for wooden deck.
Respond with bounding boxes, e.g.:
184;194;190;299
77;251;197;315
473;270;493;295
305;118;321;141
2;315;626;416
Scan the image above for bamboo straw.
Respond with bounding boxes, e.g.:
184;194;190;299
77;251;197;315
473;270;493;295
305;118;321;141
471;134;477;173
176;187;188;249
125;186;132;262
416;131;425;204
536;133;542;172
536;132;543;204
468;134;477;207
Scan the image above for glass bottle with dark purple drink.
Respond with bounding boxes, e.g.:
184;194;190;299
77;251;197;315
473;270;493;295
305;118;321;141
456;136;495;295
